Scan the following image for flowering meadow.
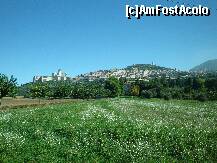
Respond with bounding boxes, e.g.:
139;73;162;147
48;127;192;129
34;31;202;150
0;98;217;162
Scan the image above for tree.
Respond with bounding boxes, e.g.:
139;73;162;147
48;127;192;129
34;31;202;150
29;83;48;104
0;74;17;105
130;85;140;96
52;81;72;98
205;78;217;91
192;78;205;90
184;77;193;94
205;78;217;100
195;93;208;102
141;90;153;99
119;77;127;95
104;77;122;97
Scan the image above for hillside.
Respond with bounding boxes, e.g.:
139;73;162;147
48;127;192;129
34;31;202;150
76;64;188;81
125;64;172;71
190;59;217;72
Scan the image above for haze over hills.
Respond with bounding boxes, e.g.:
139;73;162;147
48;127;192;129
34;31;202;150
190;59;217;72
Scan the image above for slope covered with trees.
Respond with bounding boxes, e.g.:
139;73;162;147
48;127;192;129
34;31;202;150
17;74;217;102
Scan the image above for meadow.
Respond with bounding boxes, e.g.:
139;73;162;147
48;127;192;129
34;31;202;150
0;98;216;162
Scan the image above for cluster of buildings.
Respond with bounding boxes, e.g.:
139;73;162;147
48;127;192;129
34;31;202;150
33;69;71;83
33;65;188;83
76;67;180;81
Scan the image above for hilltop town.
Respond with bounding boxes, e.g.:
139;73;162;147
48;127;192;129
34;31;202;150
33;64;190;83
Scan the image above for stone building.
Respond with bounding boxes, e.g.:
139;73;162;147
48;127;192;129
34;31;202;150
33;69;70;82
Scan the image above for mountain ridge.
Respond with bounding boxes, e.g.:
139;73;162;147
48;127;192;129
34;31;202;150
190;59;217;72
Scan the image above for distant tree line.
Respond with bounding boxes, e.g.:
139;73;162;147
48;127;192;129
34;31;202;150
125;76;217;101
1;72;217;103
19;77;122;100
18;75;217;102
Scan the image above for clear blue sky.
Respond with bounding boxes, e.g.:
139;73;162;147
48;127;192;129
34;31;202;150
0;0;217;84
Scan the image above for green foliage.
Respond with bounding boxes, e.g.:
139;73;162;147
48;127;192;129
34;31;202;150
29;82;48;99
195;93;208;102
130;85;140;96
104;77;122;97
163;93;172;101
205;78;217;91
118;77;127;95
141;90;153;99
70;81;108;99
18;75;217;102
207;91;217;101
18;83;30;97
126;64;173;71
128;76;217;101
192;78;205;90
0;74;17;104
52;81;72;98
22;79;123;100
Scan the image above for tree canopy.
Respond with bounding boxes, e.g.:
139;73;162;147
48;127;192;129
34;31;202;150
0;74;17;105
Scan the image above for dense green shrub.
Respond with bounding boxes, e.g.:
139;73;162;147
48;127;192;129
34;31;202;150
0;74;17;105
20;78;122;100
130;76;217;101
141;90;153;99
104;77;122;97
195;93;208;102
130;85;140;96
207;91;217;101
172;91;182;99
163;93;172;101
18;75;217;101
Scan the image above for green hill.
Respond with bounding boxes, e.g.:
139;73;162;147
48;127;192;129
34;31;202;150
125;64;173;71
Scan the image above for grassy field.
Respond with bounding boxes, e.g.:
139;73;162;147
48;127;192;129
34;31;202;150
0;98;217;162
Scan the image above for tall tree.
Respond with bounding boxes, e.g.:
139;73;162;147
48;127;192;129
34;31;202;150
29;83;48;104
130;85;140;96
0;74;17;105
105;77;122;97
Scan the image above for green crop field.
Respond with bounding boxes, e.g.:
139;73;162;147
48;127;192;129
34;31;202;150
0;98;217;162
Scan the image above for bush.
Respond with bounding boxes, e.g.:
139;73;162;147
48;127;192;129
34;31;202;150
0;74;17;103
207;91;217;101
163;93;172;101
105;77;122;97
141;90;153;99
172;92;182;99
130;85;140;96
182;94;192;100
195;93;208;102
164;95;171;101
171;89;183;100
